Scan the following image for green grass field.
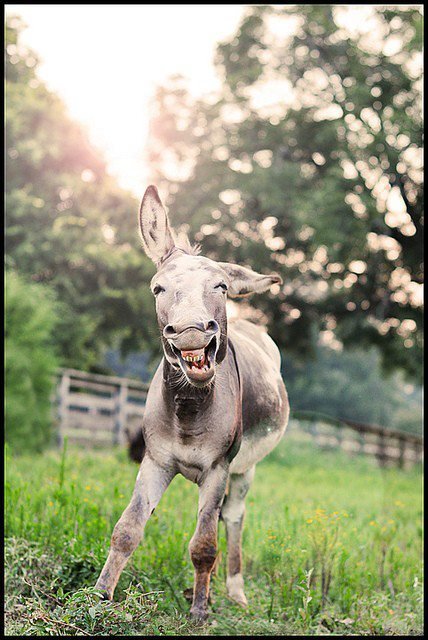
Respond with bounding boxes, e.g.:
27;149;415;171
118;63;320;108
5;432;423;636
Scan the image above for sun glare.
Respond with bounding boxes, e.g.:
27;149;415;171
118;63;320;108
6;3;245;196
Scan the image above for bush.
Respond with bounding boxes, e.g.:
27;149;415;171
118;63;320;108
5;270;59;452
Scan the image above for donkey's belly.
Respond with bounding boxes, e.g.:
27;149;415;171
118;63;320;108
228;320;290;474
230;419;287;474
231;384;289;474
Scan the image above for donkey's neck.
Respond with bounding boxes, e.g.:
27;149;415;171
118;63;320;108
162;359;217;420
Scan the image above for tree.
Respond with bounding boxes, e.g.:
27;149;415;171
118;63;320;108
5;271;59;451
147;5;423;380
284;345;422;433
5;16;159;371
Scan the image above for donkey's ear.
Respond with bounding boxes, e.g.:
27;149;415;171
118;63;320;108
139;185;176;264
219;263;282;298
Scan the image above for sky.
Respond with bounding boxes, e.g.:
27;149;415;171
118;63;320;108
5;4;246;196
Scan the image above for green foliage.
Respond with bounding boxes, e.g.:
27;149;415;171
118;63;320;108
5;9;423;390
5;271;59;451
284;346;422;433
149;5;423;380
5;439;422;635
5;16;158;371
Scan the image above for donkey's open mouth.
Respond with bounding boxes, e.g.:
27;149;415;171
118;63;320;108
171;336;217;385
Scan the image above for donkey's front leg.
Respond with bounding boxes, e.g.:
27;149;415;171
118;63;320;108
95;455;174;600
189;464;229;622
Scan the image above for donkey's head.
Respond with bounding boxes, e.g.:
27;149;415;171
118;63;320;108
139;186;282;387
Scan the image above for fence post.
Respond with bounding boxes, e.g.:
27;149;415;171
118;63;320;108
413;440;423;467
377;432;387;467
57;371;70;448
114;382;128;445
398;436;406;469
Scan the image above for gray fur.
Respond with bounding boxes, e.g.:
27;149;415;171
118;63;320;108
95;186;289;621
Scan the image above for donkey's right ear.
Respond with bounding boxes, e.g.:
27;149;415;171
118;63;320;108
139;185;176;264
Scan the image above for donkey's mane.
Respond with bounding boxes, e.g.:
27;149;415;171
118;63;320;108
158;235;201;265
175;233;201;257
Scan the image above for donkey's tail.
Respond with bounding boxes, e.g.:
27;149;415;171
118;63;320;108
125;427;146;463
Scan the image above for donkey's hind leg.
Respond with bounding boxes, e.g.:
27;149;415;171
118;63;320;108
95;455;174;600
220;466;255;606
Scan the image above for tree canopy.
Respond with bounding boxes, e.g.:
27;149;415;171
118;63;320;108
5;16;157;371
148;5;423;380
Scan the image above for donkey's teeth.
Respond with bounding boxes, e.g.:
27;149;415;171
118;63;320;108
180;348;206;367
181;349;204;359
183;354;203;362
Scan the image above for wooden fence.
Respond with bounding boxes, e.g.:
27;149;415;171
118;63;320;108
54;368;149;447
53;369;423;468
289;411;423;469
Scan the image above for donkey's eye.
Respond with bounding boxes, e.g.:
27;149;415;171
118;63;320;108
215;282;228;292
153;284;165;296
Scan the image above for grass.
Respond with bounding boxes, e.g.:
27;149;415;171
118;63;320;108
5;432;423;636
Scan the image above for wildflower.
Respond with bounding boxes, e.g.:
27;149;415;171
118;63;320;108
369;521;376;526
306;518;313;524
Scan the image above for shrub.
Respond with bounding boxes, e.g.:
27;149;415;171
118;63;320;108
5;270;59;452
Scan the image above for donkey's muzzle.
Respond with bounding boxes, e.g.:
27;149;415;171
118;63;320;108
163;320;219;346
165;321;220;387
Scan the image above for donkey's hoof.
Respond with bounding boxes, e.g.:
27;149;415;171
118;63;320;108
190;606;209;624
226;574;248;607
229;591;248;607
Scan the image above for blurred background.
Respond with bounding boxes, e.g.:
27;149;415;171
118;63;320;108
5;4;423;454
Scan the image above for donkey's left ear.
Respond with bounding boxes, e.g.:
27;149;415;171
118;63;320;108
139;185;176;264
219;262;282;298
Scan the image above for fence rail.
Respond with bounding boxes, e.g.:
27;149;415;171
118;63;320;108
289;410;423;469
53;369;423;468
54;368;149;447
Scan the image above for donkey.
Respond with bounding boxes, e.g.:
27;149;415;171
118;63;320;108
95;185;289;621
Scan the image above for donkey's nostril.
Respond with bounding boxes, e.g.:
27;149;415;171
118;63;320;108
206;320;219;334
163;324;176;338
164;320;219;338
